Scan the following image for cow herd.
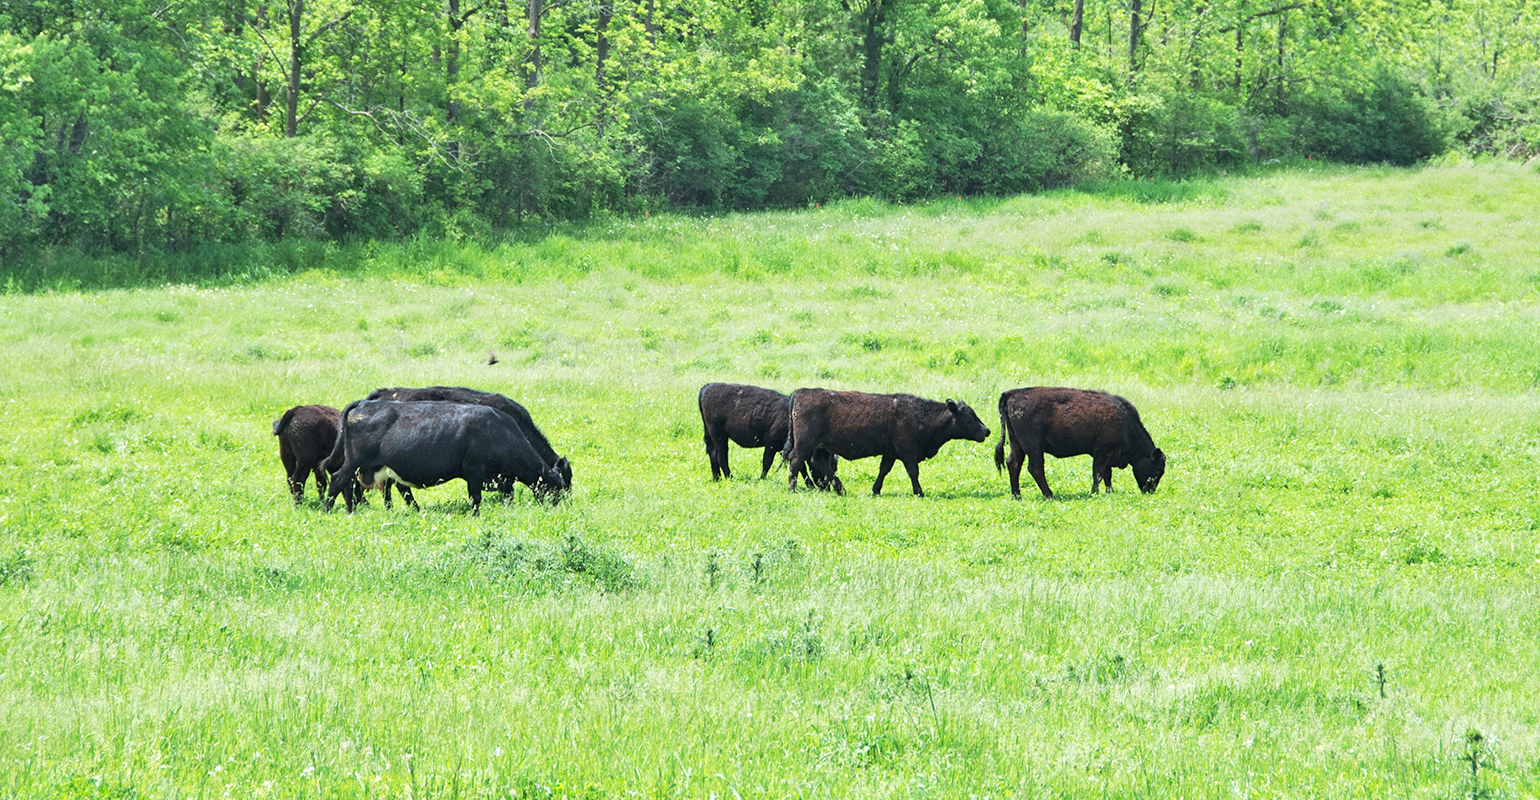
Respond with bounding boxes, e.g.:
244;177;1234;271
702;383;1165;499
275;382;1165;514
272;386;572;516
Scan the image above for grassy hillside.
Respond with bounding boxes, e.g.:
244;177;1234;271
1;163;1538;798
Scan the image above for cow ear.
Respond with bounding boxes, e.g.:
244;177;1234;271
946;399;958;413
1153;448;1165;462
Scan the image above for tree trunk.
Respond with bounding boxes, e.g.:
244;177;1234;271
286;0;303;137
1019;0;1027;57
595;0;612;89
1234;22;1242;90
1273;8;1286;108
231;1;247;93
1070;0;1084;47
255;6;271;123
1188;1;1205;88
856;0;895;111
1128;0;1142;73
447;0;463;122
526;0;543;94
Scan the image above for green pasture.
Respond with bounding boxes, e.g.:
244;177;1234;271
1;163;1538;798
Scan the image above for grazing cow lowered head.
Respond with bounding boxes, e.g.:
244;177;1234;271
326;400;564;516
366;386;571;495
994;386;1166;499
785;389;991;497
698;382;840;490
273;404;343;504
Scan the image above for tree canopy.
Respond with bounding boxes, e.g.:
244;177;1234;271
0;0;1534;257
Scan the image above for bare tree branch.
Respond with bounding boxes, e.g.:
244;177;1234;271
1213;3;1306;35
324;99;474;170
304;8;356;49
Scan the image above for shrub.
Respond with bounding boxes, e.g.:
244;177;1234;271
1285;70;1448;165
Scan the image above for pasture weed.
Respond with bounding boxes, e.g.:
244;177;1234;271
0;549;33;586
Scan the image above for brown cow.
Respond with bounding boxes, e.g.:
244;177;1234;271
785;389;991;497
273;405;342;504
698;382;840;490
994;387;1166;499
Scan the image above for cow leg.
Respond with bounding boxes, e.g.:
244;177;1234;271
1091;455;1105;494
703;428;724;481
286;466;307;505
1006;437;1026;499
281;447;302;504
829;475;846;495
707;429;731;481
786;442;810;492
1102;463;1114;493
326;466;357;512
759;446;777;480
872;455;896;496
401;486;419;511
903;460;924;497
382;481;394;510
467;481;482;517
313;466;329;503
1028;450;1054;499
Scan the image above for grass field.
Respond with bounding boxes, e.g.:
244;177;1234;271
1;162;1538;798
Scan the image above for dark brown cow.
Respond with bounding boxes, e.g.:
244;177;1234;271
785;389;991;497
698;382;840;490
994;387;1166;499
273;405;343;504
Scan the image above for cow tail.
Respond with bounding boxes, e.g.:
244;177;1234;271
785;394;800;463
324;400;360;471
993;394;1009;473
272;407;297;437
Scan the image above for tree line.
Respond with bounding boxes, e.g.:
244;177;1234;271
0;0;1534;258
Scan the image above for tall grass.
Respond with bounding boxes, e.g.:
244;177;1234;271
0;164;1538;798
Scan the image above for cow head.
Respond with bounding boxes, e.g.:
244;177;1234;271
808;451;842;493
1134;448;1166;493
530;457;570;498
946;399;992;442
533;463;567;504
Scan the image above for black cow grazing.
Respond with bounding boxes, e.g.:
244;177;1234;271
994;387;1166;499
326;400;564;516
698;382;841;490
365;386;572;494
785;389;991;497
273;405;343;504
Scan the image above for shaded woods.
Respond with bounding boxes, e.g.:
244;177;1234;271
0;0;1534;261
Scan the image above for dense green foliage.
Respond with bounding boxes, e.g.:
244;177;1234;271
1;166;1538;797
2;0;1536;261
